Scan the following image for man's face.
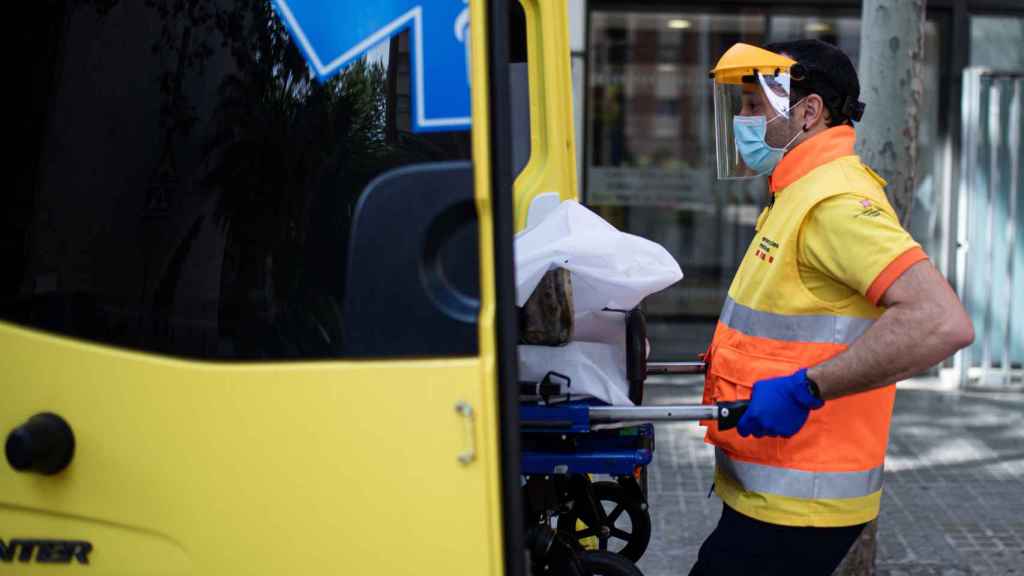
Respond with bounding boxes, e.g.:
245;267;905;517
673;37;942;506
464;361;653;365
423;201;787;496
740;83;801;149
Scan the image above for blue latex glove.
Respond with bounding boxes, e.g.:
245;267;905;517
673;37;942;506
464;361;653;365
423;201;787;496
737;368;824;438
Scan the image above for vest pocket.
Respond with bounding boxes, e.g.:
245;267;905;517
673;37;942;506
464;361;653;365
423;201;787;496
707;346;805;464
708;346;803;399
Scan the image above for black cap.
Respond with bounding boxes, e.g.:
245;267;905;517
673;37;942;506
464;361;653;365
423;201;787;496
764;39;866;125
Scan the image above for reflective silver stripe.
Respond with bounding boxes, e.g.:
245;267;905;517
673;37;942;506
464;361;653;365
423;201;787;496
716;448;884;500
720;297;874;345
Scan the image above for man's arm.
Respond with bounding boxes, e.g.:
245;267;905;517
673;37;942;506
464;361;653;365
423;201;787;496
807;260;974;400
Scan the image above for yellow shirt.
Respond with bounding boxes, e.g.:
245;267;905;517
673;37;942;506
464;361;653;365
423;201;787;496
798;193;923;303
767;126;929;307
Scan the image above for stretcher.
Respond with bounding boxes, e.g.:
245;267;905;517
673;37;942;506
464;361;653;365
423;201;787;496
519;307;749;576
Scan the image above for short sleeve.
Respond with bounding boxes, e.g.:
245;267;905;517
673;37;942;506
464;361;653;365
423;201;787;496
799;193;928;305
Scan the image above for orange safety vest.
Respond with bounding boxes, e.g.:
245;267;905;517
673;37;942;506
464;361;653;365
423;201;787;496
703;126;903;528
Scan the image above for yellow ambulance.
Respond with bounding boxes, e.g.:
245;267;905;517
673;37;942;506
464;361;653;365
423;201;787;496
1;0;582;573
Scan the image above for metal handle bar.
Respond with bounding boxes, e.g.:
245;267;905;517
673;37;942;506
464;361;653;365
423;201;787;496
588;400;748;430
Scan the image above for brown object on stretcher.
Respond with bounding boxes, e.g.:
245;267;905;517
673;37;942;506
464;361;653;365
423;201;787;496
519;268;574;345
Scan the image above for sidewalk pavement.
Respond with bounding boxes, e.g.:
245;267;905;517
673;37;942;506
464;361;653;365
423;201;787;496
636;377;1024;576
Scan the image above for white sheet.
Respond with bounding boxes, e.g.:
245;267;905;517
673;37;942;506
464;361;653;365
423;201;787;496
518;341;632;406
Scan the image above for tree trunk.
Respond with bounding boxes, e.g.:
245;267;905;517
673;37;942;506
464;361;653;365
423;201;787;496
854;0;927;229
837;2;927;575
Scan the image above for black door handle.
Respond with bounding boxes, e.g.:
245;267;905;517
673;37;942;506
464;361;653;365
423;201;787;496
5;413;75;475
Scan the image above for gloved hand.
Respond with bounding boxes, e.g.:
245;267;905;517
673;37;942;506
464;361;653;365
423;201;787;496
737;368;824;438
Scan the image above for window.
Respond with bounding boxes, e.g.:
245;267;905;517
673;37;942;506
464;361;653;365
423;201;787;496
588;12;784;356
2;1;475;360
959;15;1024;375
970;16;1024;69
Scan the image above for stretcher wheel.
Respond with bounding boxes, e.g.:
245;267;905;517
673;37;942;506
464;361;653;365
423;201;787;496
579;551;644;576
557;480;652;562
525;525;589;576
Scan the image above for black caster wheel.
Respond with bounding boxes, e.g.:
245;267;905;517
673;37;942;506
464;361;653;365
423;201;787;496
580;550;645;576
526;525;589;576
557;480;652;562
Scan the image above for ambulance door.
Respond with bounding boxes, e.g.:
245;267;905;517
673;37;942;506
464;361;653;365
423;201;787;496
0;0;520;574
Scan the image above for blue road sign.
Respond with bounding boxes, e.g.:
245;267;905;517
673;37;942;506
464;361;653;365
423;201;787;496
272;0;471;132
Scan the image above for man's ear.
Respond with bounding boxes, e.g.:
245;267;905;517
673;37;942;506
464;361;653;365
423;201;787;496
801;94;828;129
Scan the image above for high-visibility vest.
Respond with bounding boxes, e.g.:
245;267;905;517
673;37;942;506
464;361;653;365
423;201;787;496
703;141;899;528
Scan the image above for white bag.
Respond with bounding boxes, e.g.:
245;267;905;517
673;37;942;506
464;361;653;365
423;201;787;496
514;200;683;313
515;201;683;405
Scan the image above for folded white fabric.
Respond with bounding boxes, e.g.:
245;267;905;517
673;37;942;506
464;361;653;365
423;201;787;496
518;341;632;406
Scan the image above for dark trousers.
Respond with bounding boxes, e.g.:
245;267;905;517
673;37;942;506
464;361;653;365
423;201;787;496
688;503;866;576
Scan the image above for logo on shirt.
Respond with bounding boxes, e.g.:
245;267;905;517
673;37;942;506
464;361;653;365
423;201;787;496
855;199;883;218
755;236;778;264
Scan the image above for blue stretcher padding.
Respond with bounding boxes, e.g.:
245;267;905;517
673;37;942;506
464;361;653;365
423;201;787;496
521;448;653;476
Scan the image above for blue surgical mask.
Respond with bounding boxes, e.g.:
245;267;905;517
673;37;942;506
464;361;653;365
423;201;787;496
732;108;804;175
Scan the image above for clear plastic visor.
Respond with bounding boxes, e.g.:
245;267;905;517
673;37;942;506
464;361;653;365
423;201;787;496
712;73;793;180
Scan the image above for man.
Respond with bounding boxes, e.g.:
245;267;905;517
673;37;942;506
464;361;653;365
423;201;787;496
690;40;974;575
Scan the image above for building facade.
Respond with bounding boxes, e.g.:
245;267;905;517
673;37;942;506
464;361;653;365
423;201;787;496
567;0;1024;387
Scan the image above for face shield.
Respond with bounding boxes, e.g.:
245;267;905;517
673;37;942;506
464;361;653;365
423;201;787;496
709;44;798;180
